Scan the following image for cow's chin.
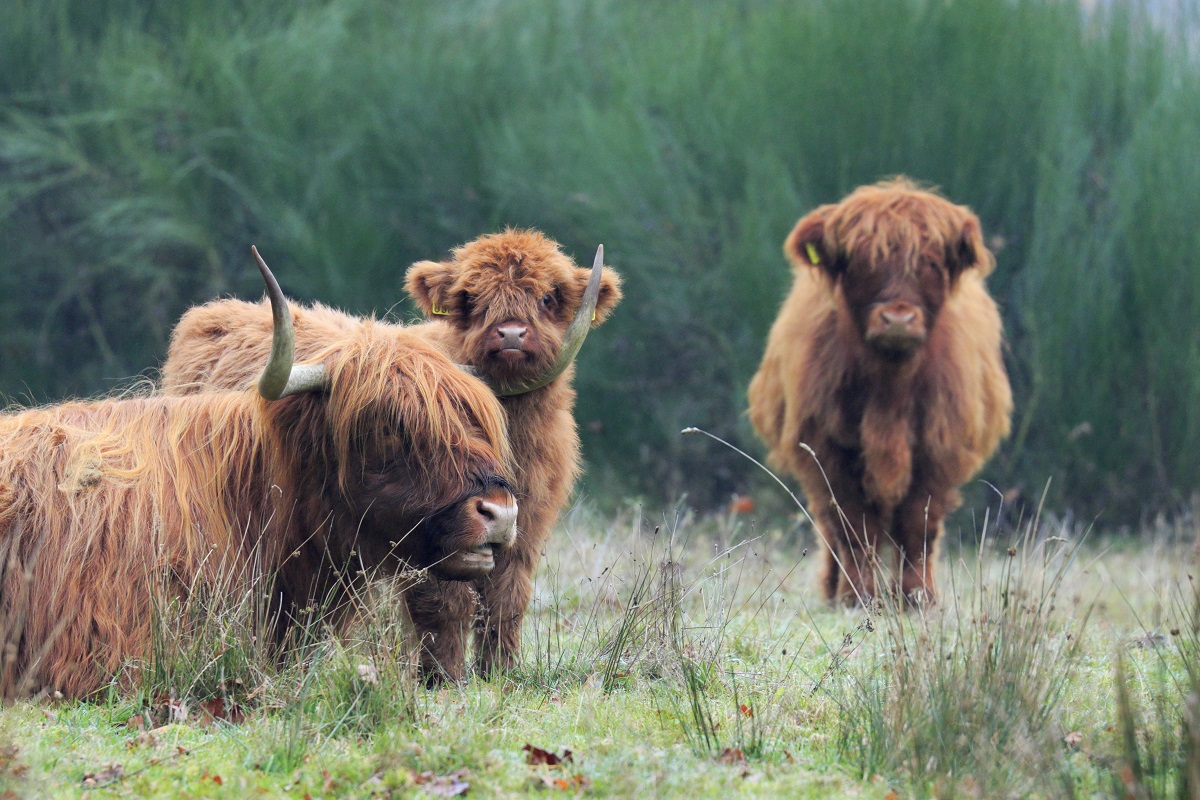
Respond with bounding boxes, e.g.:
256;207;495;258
866;329;926;359
482;345;556;383
431;545;498;580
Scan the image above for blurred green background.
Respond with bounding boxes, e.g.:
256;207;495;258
2;0;1198;523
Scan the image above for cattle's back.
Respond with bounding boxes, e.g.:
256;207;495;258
162;299;369;394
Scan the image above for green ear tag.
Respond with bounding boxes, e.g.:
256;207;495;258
805;243;821;265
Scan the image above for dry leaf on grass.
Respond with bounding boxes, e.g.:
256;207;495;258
199;697;246;725
125;730;157;750
524;744;573;766
409;768;471;797
717;748;752;779
717;747;746;766
81;764;124;788
728;495;756;514
538;773;593;792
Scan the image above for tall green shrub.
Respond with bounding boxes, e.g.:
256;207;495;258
1;0;1197;520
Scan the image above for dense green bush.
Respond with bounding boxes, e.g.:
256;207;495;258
1;0;1197;520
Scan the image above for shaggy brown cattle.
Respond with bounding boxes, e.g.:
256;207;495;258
748;179;1012;605
162;229;621;678
0;250;517;696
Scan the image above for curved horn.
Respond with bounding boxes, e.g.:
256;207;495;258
478;244;605;397
253;246;330;400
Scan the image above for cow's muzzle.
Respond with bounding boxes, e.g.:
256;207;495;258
866;303;926;355
430;486;519;580
457;491;519;570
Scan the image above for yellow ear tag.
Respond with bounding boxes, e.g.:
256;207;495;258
805;243;821;265
431;302;451;316
592;310;597;322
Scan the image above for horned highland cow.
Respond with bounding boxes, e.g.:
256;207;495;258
748;179;1012;605
162;229;622;678
0;249;517;696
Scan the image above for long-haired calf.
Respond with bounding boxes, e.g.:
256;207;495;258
748;179;1012;604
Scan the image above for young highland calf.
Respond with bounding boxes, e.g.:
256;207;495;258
0;249;517;696
163;229;622;678
748;179;1012;605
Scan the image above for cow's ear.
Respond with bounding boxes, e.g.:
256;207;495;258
405;260;457;318
784;206;838;276
574;266;623;327
952;212;995;278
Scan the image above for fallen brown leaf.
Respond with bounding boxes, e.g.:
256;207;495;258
82;764;124;788
1064;731;1083;749
717;747;746;766
729;495;756;514
539;773;593;791
524;744;573;766
125;731;158;750
199;697;246;725
418;768;470;797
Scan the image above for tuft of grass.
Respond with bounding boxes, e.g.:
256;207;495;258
1100;574;1200;799
826;529;1090;798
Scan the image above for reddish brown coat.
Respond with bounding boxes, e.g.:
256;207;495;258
0;321;514;696
748;180;1012;604
404;229;621;675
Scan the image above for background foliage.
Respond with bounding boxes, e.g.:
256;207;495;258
2;0;1198;521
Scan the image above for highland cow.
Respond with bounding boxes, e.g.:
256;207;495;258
162;229;622;677
748;179;1012;605
0;249;517;696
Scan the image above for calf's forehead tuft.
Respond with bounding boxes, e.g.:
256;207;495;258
450;229;576;288
827;180;976;270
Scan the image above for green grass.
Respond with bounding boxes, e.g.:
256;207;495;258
0;501;1195;798
2;0;1200;519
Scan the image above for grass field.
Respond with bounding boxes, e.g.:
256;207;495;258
0;491;1195;798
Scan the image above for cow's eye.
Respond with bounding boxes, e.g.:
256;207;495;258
541;292;557;311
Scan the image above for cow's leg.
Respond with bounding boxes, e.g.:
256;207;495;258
819;530;840;602
473;543;537;676
403;576;477;685
893;497;944;606
825;500;881;606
